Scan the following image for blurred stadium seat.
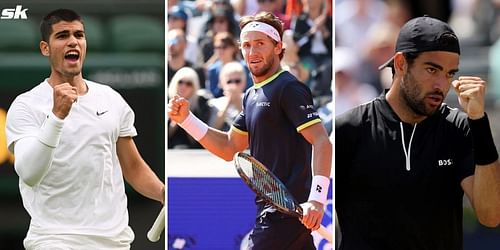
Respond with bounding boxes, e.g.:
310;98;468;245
82;16;106;51
109;15;164;52
0;20;38;51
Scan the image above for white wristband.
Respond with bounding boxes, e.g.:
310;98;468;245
308;175;330;205
179;112;209;141
37;112;65;148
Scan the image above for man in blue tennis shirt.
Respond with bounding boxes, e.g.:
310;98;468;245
168;12;332;249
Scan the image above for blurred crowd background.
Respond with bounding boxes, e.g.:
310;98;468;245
335;0;500;114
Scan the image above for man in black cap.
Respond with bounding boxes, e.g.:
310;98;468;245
336;16;500;250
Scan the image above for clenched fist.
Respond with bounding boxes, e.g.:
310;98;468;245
167;95;191;124
452;76;486;120
52;83;78;119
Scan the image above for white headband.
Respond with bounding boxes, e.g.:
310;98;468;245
240;21;281;42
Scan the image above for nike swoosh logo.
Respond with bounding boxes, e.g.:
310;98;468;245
96;110;109;116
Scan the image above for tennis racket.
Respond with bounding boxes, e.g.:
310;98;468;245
147;206;165;242
234;152;332;242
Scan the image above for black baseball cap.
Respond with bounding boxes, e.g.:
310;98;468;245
378;16;460;70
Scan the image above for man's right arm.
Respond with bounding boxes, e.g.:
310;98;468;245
197;127;248;161
7;83;76;187
7;101;64;187
168;95;248;161
13;114;63;187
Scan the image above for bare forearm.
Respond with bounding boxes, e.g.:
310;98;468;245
123;161;165;204
465;113;500;226
198;128;242;161
312;136;333;177
172;107;247;160
472;161;500;227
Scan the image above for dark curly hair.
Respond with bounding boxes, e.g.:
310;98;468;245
40;9;83;42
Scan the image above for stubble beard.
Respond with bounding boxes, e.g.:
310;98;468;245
248;54;274;77
400;70;442;117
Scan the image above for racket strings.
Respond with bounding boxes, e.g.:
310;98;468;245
249;160;291;210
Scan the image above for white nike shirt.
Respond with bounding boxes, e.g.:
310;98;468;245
6;79;137;249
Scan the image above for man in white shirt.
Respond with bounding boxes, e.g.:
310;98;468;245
5;9;164;250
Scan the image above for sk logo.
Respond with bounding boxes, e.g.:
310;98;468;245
1;5;28;20
316;185;322;193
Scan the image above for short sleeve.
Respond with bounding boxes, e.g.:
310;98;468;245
6;97;43;153
280;82;321;132
232;111;248;135
114;91;137;138
231;91;248;135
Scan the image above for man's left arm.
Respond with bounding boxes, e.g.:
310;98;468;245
117;136;165;204
453;76;500;227
462;162;500;227
299;122;333;230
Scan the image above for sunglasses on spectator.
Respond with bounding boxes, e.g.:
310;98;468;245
258;0;275;3
227;79;242;84
178;79;193;86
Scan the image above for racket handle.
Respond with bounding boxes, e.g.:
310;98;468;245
316;225;333;243
147;207;165;242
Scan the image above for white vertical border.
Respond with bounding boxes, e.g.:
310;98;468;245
331;0;337;248
164;0;169;247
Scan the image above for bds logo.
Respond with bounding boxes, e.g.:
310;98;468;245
1;5;28;20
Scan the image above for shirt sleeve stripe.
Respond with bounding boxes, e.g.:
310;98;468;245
231;126;248;135
296;118;322;132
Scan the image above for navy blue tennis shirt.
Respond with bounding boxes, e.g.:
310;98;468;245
232;70;321;203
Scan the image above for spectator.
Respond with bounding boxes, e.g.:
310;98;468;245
167;0;200;17
358;21;400;93
208;62;247;131
335;0;386;53
310;59;333;107
167;29;205;88
293;0;332;72
206;32;252;97
335;46;378;115
285;0;304;19
168;5;189;31
256;0;291;29
231;0;259;17
198;2;240;64
168;6;199;64
281;29;309;83
168;67;212;149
